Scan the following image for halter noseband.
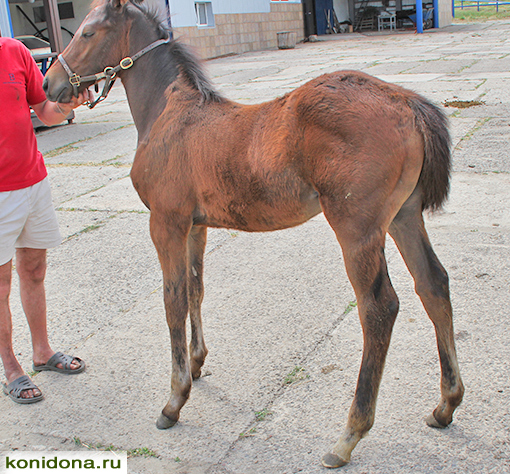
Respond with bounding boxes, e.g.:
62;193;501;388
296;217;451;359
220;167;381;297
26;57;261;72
57;37;170;109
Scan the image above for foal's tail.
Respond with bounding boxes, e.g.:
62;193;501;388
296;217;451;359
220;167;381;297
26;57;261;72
408;95;452;212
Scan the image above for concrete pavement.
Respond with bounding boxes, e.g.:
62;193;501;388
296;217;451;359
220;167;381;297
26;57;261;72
1;21;509;473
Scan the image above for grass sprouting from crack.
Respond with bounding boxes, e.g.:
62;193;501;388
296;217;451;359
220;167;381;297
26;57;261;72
284;366;309;385
455;117;492;149
81;224;103;234
255;408;272;421
72;437;157;458
44;145;79;158
238;408;273;439
343;300;357;315
475;78;487;90
239;427;258;438
126;447;158;458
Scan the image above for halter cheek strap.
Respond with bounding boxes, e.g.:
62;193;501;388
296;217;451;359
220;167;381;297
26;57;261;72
57;37;170;109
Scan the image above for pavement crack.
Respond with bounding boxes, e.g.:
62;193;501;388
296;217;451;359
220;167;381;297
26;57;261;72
209;298;357;470
454;116;492;149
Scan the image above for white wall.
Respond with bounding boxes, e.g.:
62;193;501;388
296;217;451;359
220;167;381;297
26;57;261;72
437;0;452;27
213;0;269;14
168;0;299;28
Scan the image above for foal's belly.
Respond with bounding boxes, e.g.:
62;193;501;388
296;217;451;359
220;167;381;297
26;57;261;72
197;186;322;232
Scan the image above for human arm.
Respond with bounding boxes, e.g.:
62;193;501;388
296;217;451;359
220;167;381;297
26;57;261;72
31;89;93;127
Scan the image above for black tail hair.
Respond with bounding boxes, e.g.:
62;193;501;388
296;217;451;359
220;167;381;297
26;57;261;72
408;96;452;212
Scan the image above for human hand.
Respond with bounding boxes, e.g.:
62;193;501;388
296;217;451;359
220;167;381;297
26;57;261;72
55;89;94;115
72;89;94;107
33;88;96;126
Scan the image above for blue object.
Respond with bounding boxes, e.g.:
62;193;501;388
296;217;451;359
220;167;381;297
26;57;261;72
315;0;334;35
408;8;434;30
416;0;424;33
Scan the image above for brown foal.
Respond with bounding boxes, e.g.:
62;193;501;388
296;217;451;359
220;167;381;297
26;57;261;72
43;0;464;467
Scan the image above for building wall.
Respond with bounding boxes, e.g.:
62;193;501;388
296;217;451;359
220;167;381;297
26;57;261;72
169;0;273;28
172;2;304;59
437;0;452;27
4;0;452;59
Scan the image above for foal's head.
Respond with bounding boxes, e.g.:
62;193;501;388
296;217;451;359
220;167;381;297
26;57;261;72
44;0;168;103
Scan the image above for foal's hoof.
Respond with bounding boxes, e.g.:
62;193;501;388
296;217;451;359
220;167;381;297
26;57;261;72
192;368;212;380
425;413;449;429
321;453;349;469
156;413;177;430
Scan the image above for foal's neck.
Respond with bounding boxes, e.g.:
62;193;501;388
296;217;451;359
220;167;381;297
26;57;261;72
121;43;179;143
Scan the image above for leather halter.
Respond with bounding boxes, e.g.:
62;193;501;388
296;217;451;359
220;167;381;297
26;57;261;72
57;37;170;109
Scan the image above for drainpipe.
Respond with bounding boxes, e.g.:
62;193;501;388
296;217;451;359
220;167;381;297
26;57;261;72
416;0;423;33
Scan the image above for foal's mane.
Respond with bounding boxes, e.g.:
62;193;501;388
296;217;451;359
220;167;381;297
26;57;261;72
96;0;223;103
168;40;224;103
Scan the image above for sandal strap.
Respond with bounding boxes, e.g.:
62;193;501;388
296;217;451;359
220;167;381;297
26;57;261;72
46;351;76;370
7;375;39;397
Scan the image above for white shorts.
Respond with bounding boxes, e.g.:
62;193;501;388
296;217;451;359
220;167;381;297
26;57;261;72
0;177;62;266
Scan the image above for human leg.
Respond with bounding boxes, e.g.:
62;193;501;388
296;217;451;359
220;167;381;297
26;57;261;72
0;259;42;400
16;248;81;371
14;179;82;372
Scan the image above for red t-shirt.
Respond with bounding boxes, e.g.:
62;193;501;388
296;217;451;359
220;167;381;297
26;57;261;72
0;37;48;192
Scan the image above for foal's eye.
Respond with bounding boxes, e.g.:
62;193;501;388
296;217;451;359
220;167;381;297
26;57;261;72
82;30;95;38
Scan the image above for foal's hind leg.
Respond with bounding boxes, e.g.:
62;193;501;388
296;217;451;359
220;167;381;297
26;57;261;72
187;226;208;380
321;204;400;468
389;191;464;428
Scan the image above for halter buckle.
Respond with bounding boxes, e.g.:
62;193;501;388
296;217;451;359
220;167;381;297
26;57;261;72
120;57;134;70
69;73;81;87
104;67;117;79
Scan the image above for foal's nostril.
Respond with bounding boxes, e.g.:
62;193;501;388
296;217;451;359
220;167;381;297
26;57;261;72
42;76;62;102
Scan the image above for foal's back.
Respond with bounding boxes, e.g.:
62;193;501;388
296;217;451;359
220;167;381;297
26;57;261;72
133;70;424;233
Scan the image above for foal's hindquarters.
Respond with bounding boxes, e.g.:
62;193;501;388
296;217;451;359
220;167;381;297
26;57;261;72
298;78;465;467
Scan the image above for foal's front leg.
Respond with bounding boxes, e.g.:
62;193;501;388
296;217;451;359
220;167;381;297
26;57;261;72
187;226;208;379
149;212;193;430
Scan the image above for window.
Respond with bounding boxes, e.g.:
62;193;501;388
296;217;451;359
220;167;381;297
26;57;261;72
195;3;207;26
33;2;74;23
195;2;215;28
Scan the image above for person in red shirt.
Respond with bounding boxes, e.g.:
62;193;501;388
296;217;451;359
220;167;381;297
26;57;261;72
0;33;91;403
